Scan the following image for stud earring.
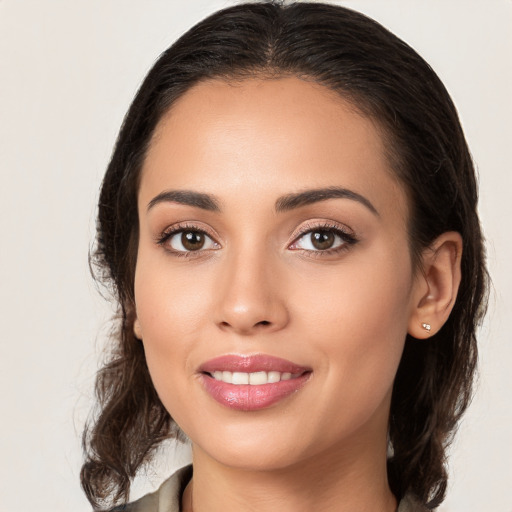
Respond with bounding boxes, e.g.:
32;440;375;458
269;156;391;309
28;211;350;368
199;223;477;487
421;323;431;333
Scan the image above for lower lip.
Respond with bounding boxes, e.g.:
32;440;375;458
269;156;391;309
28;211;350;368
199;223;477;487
200;373;311;411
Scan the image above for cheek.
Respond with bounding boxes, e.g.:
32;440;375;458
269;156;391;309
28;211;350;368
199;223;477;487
136;269;210;340
292;248;413;415
134;236;218;329
133;257;214;391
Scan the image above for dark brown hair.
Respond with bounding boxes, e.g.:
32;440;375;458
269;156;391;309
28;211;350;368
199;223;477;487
82;2;488;510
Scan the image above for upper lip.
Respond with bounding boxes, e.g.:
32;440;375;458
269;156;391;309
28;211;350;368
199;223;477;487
199;354;311;375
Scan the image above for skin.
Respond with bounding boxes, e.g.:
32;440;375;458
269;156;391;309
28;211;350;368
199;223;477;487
133;77;462;512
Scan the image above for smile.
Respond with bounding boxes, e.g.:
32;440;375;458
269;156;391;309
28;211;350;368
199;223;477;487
199;354;312;411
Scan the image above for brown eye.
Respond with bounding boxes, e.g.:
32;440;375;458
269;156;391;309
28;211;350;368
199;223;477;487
165;229;219;253
310;231;335;250
181;231;205;251
290;226;356;253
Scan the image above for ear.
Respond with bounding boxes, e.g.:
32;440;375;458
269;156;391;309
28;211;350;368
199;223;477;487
133;316;143;340
408;232;463;339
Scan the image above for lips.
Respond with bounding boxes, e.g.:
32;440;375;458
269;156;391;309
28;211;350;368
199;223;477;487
198;354;312;411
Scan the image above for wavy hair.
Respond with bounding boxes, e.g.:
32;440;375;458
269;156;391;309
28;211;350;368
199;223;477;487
81;2;488;510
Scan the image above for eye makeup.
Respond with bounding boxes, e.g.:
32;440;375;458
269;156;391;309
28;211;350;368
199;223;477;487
155;218;359;260
288;220;359;258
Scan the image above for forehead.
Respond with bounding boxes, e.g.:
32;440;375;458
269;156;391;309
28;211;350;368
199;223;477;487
139;77;408;222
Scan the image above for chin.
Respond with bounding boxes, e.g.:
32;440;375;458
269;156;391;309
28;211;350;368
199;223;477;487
199;439;309;472
183;412;314;471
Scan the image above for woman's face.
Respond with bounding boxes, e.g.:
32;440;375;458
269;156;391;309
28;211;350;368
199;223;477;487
134;77;420;470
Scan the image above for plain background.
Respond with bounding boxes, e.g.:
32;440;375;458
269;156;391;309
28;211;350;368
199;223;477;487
1;1;511;510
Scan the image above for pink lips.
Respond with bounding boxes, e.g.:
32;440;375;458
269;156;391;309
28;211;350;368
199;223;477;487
199;354;312;411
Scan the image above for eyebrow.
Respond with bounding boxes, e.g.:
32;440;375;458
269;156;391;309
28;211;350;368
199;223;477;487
147;190;221;212
275;187;379;216
147;186;378;216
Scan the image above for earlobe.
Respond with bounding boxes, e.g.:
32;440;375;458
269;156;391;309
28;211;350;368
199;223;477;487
133;317;143;340
408;231;463;339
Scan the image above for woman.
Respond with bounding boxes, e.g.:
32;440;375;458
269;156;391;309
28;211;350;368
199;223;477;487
81;2;488;511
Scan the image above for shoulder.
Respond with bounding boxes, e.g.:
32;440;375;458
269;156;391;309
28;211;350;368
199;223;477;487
398;494;432;512
110;465;192;512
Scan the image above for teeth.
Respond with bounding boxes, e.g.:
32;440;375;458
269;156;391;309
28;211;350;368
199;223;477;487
232;372;249;385
267;371;280;383
211;370;299;385
249;371;267;385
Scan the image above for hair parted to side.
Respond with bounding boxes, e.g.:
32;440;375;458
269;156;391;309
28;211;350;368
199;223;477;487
82;2;488;510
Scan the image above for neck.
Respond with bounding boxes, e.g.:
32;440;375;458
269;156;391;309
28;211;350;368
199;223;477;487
183;431;396;512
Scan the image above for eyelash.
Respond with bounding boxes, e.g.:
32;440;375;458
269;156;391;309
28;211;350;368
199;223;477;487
156;221;358;258
289;221;358;257
156;222;219;258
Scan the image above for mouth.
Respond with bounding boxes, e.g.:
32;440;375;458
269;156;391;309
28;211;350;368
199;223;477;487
198;354;312;411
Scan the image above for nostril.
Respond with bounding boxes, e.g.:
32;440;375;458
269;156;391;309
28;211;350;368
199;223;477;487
217;319;273;333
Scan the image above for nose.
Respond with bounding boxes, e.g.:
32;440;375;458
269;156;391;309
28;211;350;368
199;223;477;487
214;250;290;336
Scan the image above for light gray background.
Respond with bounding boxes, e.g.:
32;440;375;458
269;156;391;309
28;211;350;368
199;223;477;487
1;1;510;511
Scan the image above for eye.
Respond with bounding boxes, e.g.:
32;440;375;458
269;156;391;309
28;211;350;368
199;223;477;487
160;228;219;253
289;225;357;253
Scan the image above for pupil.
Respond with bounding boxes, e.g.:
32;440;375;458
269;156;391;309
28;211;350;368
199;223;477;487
311;231;334;250
182;231;204;251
